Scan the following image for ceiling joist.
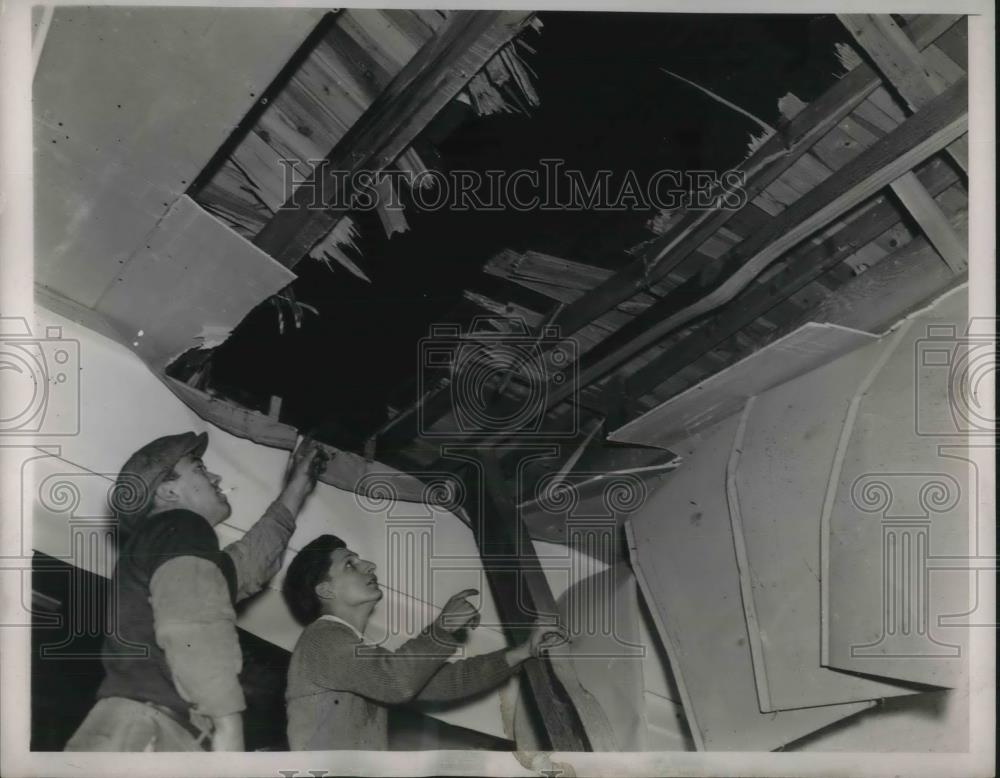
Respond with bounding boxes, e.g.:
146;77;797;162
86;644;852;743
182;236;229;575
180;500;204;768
252;10;536;269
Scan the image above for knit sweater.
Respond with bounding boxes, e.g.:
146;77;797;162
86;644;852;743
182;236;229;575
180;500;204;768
98;500;295;719
286;617;516;750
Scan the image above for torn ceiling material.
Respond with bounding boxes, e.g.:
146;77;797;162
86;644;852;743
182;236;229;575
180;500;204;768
32;6;324;309
192;9;541;275
369;15;969;500
93;195;295;369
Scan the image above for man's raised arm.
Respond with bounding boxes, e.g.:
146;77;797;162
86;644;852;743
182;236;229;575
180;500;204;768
224;440;328;601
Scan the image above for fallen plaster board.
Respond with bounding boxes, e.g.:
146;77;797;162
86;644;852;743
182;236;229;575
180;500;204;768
549;565;652;751
789;687;969;752
519;550;690;751
517;465;678;559
731;340;922;710
627;415;872;752
94;195;295;371
533;543;690;748
28;306;511;739
609;323;878;450
33;6;323;307
822;289;970;687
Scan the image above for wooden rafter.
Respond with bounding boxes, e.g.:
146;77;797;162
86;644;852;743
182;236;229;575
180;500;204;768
252;11;534;268
519;14;964;345
536;76;967;413
839;14;968;172
624;157;960;399
371;14;965;455
839;14;969;273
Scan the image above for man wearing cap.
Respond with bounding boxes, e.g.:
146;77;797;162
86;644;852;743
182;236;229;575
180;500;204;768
64;431;326;752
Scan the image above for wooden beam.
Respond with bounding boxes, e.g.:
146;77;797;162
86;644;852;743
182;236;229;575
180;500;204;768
784;209;968;336
839;14;968;172
252;11;533;268
539;77;968;411
838;15;968;273
625;157;959;399
887;173;967;272
528;14;963;344
371;15;964;459
455;449;595;751
370;15;964;454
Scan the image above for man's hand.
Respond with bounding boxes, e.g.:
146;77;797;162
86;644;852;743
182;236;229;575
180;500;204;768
278;438;330;516
505;621;571;667
528;621;570;657
433;588;480;639
210;712;245;751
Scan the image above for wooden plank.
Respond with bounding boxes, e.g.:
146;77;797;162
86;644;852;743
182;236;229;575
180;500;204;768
374;16;963;457
732;345;922;710
228;130;293;212
932;20;968;69
544;78;968;411
549;565;652;750
838;16;968;272
839;14;968;173
789;210;968;337
626;416;872;751
517;15;964;346
609;323;878;450
335;9;413;74
462;450;595;751
818;109;965;274
187;11;337;200
823;290;970;687
322;22;395;96
254;11;534;268
888;174;967;271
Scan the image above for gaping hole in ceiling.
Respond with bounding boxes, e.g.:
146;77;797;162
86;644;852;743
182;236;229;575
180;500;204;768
166;11;857;454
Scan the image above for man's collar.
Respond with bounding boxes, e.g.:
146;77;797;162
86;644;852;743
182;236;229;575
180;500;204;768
317;614;365;641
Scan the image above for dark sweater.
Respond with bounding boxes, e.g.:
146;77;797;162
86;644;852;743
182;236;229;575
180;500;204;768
286;617;516;750
97;510;237;717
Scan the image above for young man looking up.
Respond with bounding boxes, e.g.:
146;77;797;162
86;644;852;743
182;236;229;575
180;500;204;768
283;534;567;751
65;431;326;752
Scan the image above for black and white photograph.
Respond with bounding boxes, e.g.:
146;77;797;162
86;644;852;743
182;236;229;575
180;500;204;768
0;2;994;776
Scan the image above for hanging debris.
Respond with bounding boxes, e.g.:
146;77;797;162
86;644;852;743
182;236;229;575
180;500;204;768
463;37;542;118
660;67;776;135
309;215;371;282
374;175;409;238
269;287;319;335
834;41;864;74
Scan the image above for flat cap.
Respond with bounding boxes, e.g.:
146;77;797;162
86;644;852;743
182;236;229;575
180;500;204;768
109;431;208;533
